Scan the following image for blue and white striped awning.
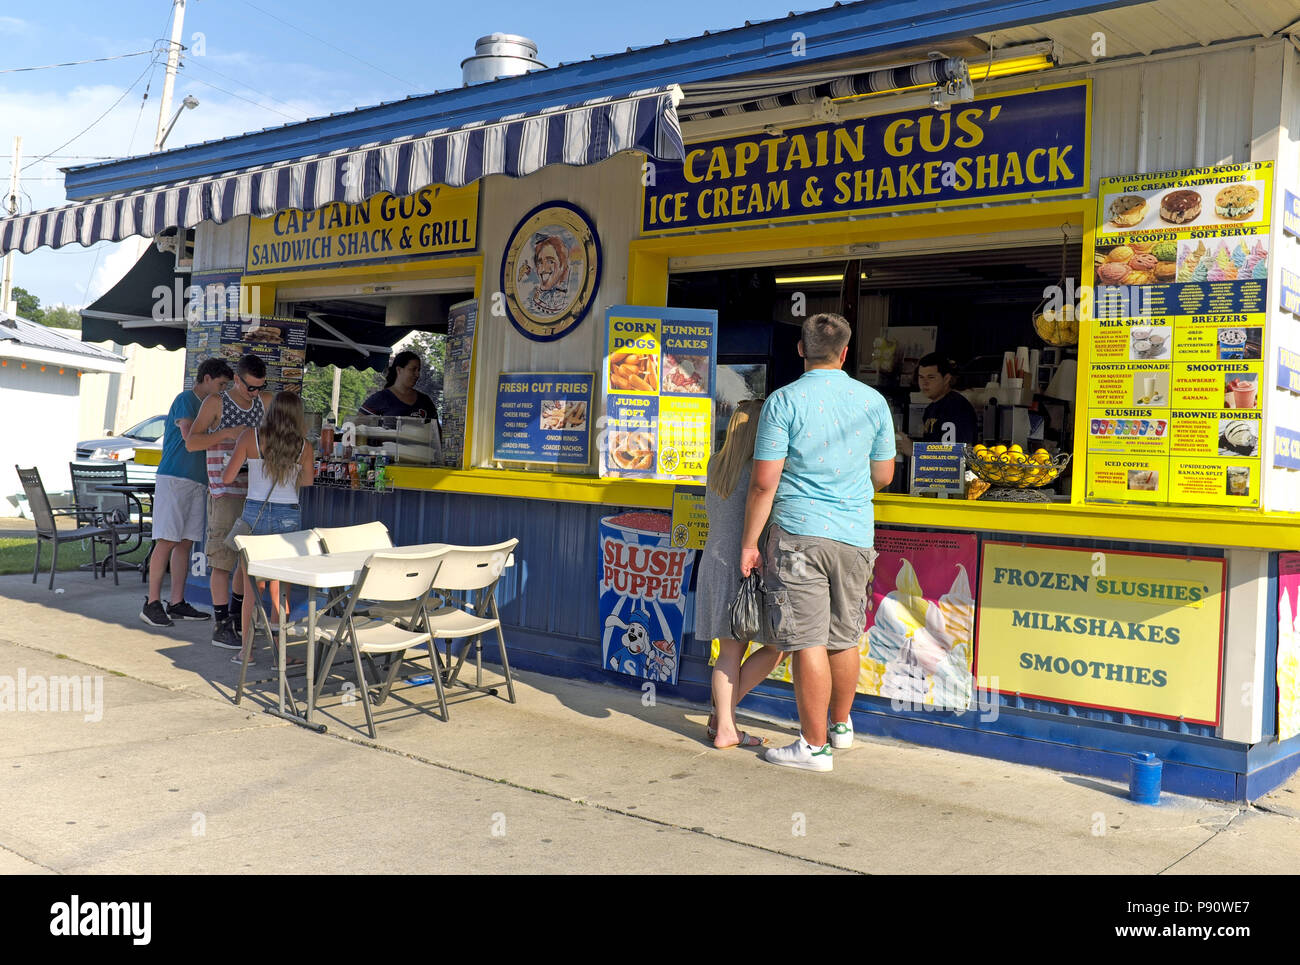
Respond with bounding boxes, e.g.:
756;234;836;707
0;85;683;255
680;59;967;120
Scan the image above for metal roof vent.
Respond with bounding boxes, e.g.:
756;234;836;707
461;33;545;87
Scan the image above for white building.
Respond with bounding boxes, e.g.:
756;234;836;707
0;313;125;502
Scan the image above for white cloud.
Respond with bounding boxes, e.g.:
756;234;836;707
2;60;375;307
0;17;31;35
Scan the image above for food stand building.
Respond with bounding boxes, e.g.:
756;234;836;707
9;0;1300;800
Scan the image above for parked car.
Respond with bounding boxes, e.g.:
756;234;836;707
75;414;165;483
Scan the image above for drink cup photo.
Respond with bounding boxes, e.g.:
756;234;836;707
1227;466;1250;496
1226;375;1257;409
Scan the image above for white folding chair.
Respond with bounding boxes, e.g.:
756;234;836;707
425;538;519;707
232;530;324;708
311;521;392;553
311;521;408;624
312;549;451;738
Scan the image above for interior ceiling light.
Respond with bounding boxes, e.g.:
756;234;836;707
775;272;871;285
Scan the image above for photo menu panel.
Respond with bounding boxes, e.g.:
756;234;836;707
1086;162;1272;508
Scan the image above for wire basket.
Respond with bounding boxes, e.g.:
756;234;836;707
965;446;1072;489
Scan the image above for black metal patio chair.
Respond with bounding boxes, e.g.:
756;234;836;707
68;462;149;584
16;466;115;590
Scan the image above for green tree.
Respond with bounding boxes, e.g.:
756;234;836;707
40;305;80;330
11;286;42;323
301;363;384;420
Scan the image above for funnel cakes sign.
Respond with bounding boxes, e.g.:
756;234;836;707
501;201;602;342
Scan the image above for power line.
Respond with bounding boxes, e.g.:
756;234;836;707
0;48;154;74
234;0;416;89
183;74;304;122
22;55;160;172
181;58;309;120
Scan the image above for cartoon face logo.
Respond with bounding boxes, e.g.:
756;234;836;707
621;613;651;653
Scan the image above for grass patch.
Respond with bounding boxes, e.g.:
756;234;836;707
0;534;151;577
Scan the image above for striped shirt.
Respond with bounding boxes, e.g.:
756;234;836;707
206;391;266;497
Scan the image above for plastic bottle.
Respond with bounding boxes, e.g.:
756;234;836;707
375;454;387;493
320;416;335;457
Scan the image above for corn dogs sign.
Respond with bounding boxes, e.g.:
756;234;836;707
601;305;718;482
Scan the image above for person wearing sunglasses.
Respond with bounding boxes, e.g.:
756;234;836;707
186;354;274;649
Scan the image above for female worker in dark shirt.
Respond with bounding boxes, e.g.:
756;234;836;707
360;351;439;421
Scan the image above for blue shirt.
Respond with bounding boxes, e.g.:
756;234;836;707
156;390;205;483
753;369;895;548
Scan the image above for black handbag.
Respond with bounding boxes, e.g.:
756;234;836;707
729;570;767;642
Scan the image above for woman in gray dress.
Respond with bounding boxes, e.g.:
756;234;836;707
697;399;783;748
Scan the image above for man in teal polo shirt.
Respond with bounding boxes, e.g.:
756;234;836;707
740;313;896;771
141;358;233;629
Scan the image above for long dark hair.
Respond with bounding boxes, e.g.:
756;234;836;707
385;350;420;388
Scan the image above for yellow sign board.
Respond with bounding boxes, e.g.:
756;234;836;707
246;185;478;273
1086;161;1273;509
670;488;709;549
974;542;1225;724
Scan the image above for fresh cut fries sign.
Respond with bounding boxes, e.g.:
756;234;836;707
601;305;718;482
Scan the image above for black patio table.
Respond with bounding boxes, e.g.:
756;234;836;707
90;482;155;578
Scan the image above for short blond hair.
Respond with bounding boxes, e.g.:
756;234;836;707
801;313;851;363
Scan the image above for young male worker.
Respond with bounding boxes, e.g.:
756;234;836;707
141;358;233;629
740;313;896;772
185;354;272;648
896;353;978;456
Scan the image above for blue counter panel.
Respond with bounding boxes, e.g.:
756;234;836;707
300;486;1282;800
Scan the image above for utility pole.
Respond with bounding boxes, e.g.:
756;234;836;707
1;135;21;317
153;0;187;152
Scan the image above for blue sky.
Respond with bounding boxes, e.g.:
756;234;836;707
2;0;809;310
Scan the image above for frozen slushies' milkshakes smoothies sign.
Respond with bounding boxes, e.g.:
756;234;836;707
598;511;696;686
974;543;1225;724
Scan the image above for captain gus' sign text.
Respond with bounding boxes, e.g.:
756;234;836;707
644;83;1089;232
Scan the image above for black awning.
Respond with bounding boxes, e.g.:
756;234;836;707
80;243;190;350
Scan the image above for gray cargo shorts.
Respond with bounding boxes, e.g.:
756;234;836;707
760;522;877;652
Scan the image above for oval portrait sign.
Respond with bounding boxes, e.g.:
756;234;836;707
501;201;602;342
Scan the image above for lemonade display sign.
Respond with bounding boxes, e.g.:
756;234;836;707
974;542;1226;724
600;305;717;483
1087;162;1274;507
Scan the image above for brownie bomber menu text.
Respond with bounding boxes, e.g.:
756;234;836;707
1086;161;1273;508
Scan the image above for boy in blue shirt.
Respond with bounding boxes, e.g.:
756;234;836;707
741;313;896;771
141;358;233;629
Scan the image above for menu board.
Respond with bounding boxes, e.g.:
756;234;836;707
219;315;308;395
185;271;242;388
441;299;477;468
1086;162;1273;508
600;305;718;482
492;372;593;465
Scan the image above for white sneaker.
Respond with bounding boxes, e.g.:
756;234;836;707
764;735;833;772
829;719;854;749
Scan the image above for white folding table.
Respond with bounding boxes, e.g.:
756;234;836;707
246;542;450;730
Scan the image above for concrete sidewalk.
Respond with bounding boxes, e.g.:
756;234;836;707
1;572;1298;874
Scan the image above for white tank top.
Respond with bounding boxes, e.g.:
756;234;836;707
246;429;305;504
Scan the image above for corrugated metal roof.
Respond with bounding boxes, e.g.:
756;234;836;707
0;315;124;363
976;0;1300;63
